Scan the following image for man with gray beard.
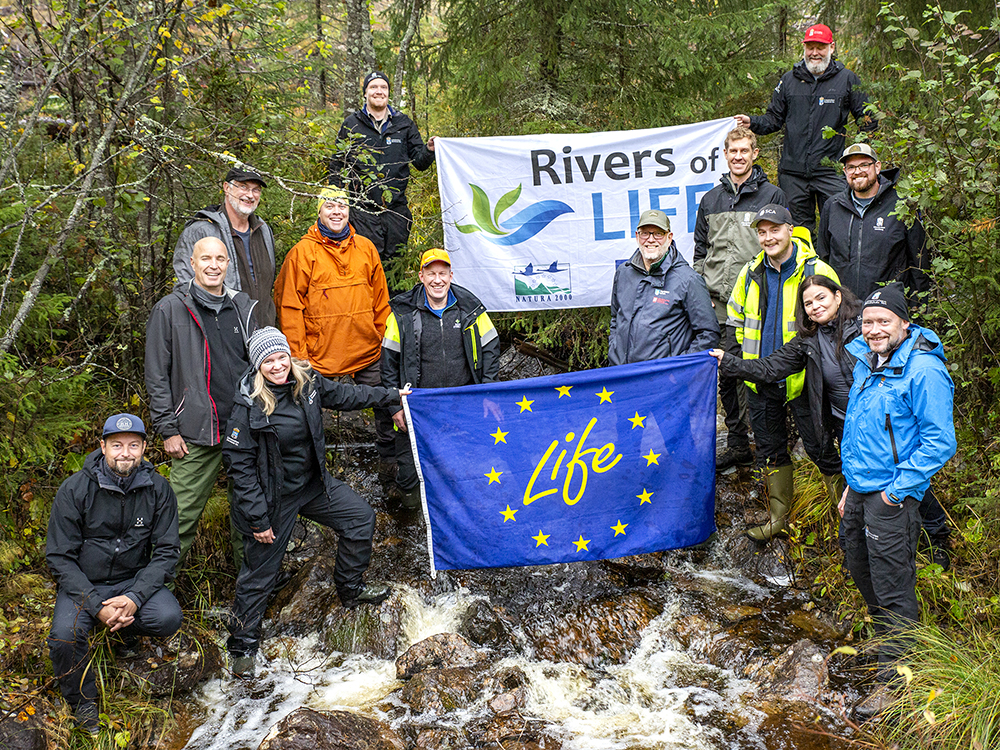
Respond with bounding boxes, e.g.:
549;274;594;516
733;24;877;235
173;168;277;326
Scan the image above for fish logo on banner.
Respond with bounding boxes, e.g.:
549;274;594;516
456;184;574;246
404;354;718;575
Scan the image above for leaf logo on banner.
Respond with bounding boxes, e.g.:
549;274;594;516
456;184;574;246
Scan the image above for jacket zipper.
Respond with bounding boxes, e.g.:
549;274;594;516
108;495;126;580
884;413;899;464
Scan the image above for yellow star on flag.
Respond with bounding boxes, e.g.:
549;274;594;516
573;535;591;552
637;488;653;505
628;412;646;429
643;449;661;466
516;396;534;413
490;427;508;444
611;520;628;536
500;504;517;522
596;387;614;403
485;467;503;484
532;530;550;547
555;385;573;398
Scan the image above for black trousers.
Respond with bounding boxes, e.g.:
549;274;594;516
348;202;413;261
48;580;182;707
720;325;751;452
350;360;396;461
842;488;920;682
778;171;846;236
227;479;376;656
746;383;840;475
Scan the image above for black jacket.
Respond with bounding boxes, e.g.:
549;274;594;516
222;371;401;535
609;246;720;365
380;283;501;415
751;59;877;177
46;450;180;616
328;106;434;211
817;169;930;300
720;316;862;441
145;281;258;446
693;166;787;309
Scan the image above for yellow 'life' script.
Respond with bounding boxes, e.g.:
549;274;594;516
523;417;622;506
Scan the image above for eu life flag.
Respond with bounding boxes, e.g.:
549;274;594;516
403;353;717;575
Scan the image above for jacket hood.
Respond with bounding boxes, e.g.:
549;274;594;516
829;167;901;212
82;447;156;489
188;204;263;231
627;243;687;276
792;57;845;82
846;322;946;372
720;164;771;195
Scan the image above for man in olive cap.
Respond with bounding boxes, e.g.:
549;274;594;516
328;71;437;263
608;209;719;365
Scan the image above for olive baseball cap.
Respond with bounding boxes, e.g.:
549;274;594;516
840;142;879;163
636;209;671;233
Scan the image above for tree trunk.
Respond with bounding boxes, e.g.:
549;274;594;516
393;0;423;105
342;0;377;114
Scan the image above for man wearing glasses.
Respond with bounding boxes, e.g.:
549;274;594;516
608;209;719;366
173;168;277;326
817;143;929;301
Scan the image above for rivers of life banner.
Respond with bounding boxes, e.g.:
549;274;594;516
402;354;718;575
436;118;734;312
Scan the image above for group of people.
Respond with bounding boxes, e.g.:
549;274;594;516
45;23;954;734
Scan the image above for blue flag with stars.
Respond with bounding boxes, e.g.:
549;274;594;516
403;353;717;574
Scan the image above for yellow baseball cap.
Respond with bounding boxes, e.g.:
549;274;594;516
420;248;451;268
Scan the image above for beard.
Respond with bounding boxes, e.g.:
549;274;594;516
805;50;832;76
107;456;139;478
226;192;256;217
640;244;668;265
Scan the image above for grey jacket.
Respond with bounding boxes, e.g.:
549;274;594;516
609;246;720;365
145;281;258;445
172;205;276;326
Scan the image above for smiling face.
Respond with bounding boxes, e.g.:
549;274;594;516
801;284;842;325
260;351;291;385
724;137;759;183
844;154;881;198
191;237;229;294
100;433;146;477
319;199;350;233
635;225;672;270
862;307;910;355
419;261;453;309
756;220;794;268
223;179;262;217
803;41;834;75
365;79;390;113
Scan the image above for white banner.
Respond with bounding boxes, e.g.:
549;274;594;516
436;118;734;312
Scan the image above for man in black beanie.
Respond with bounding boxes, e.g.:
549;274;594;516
328;71;436;264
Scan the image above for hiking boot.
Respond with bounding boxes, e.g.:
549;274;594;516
377;459;397;487
231;652;256;678
716;446;753;473
74;700;100;735
929;545;951;571
341;583;391;609
400;486;421;510
853;685;895;721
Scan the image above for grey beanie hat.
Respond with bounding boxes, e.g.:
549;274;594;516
248;327;291;371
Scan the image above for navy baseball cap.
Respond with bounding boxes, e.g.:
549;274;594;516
102;413;147;439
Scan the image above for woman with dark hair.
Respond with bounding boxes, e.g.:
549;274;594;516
222;327;409;677
711;275;862;537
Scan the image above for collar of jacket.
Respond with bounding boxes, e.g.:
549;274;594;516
846;323;945;376
834;167;902;216
83;448;156;494
197;204;264;233
627;243;682;276
720;164;768;196
361;104;398;129
748;235;816;278
792;58;845;83
391;282;484;317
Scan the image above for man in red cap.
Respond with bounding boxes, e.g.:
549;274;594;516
734;24;877;236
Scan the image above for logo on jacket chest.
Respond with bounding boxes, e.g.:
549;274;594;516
874;217;886;231
226;427;240;446
134;517;145;528
652;289;674;305
818;97;837;106
385;137;401;145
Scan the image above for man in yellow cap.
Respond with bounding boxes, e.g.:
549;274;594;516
274;188;395;465
381;248;500;507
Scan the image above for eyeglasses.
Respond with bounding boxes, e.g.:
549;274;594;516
637;229;667;240
230;181;262;195
844;161;876;174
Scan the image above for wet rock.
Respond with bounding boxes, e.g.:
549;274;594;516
414;727;470;749
121;630;222;697
459;599;513;648
465;713;562;749
601;553;668;584
521;591;661;667
718;604;762;625
670;613;719;650
324;591;405;660
269;555;342;635
705;635;761;673
484;665;530;713
258;707;404;750
400;667;483;713
787;608;849;641
488;689;527;714
396;633;484;679
726;534;794;584
0;708;47;750
757;639;828;704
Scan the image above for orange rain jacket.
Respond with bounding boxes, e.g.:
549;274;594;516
274;223;390;376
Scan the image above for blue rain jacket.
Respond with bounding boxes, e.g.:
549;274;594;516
842;324;956;501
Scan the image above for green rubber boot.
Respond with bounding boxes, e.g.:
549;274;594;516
822;472;845;507
747;464;794;542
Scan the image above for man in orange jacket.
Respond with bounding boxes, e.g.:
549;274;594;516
274;188;395;467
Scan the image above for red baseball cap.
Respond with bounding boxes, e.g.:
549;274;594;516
803;24;833;44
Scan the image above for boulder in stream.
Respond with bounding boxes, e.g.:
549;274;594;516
465;713;563;749
396;632;485;679
258;707;405;750
755;639;829;704
400;667;484;713
459;599;514;649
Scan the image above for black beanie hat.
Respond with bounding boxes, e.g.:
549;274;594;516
863;282;909;322
363;71;390;95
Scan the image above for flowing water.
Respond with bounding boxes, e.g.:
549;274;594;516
170;439;860;750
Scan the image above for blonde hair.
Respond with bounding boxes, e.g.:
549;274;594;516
251;358;314;416
725;126;758;151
